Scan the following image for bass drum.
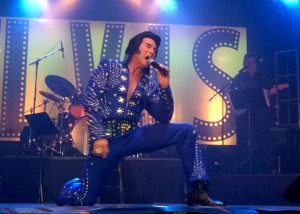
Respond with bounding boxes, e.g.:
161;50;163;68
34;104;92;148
71;117;89;155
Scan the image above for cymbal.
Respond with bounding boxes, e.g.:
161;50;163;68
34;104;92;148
45;75;77;98
39;91;61;102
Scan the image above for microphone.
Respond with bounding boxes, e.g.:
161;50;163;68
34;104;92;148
146;57;169;77
60;41;65;58
238;65;248;73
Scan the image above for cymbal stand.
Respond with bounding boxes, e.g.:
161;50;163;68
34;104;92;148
43;99;49;112
43;99;65;156
57;99;65;156
24;100;49;115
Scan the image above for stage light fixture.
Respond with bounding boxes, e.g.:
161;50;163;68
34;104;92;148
58;0;80;9
158;0;178;12
281;0;300;9
126;0;142;7
21;0;48;15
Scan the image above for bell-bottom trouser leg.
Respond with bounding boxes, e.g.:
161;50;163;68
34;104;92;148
75;122;208;205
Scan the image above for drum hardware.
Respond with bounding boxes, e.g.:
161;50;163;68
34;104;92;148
23;100;50;154
41;75;87;156
38;92;67;156
20;126;38;155
45;75;77;98
39;91;63;103
44;75;85;119
56;99;67;156
23;71;88;157
24;99;49;115
49;113;88;157
41;75;76;156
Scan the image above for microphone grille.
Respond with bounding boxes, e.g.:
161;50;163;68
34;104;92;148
146;57;154;66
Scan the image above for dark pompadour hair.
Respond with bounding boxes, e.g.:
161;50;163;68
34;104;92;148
125;31;161;58
244;53;257;62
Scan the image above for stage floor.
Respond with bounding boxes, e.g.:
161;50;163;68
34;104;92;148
0;204;300;214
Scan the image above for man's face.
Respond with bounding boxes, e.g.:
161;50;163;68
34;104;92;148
244;57;257;75
134;38;157;68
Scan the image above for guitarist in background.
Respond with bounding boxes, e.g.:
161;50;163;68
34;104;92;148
229;53;288;174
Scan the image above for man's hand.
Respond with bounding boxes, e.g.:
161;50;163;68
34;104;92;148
269;85;278;95
92;138;109;158
156;63;170;88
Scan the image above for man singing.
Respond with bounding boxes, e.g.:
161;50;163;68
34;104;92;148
57;31;223;206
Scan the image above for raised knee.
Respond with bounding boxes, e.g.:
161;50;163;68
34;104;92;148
186;123;196;131
177;123;196;134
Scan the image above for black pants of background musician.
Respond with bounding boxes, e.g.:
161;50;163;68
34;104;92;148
235;107;276;174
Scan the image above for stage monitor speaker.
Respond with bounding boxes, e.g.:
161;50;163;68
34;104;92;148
284;174;300;204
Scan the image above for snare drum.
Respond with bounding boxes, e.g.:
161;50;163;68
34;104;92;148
71;116;89;155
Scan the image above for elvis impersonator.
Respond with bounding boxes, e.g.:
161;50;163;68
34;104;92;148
56;31;223;207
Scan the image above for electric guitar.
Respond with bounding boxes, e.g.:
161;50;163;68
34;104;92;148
234;83;289;116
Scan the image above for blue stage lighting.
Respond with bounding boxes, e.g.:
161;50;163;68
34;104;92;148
281;0;300;9
20;0;47;15
159;0;178;12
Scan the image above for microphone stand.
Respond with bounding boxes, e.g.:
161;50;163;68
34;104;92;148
209;81;231;145
209;81;231;102
29;46;63;112
28;44;63;203
209;66;246;144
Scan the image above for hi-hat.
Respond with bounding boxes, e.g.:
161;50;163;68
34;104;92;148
39;91;62;102
45;75;77;98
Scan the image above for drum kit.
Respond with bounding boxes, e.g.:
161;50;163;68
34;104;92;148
24;75;89;157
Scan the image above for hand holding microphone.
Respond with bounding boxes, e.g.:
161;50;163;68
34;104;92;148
146;57;169;77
